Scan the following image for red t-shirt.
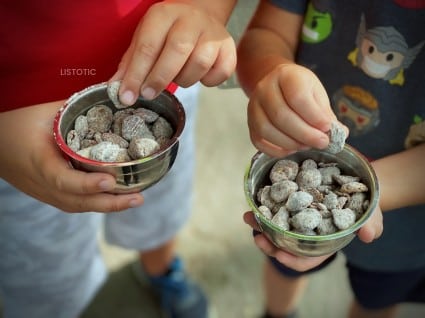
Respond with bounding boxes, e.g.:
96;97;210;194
1;0;176;111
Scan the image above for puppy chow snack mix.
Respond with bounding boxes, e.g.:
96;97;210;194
326;121;347;154
256;157;369;235
65;83;174;162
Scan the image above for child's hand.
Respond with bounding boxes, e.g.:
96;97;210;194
243;211;333;272
110;0;236;105
243;206;382;271
247;64;346;158
0;103;144;213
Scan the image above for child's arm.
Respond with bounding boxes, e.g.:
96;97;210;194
372;143;425;211
237;1;302;95
237;1;341;158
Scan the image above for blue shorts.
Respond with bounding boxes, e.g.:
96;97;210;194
347;263;425;309
267;253;425;309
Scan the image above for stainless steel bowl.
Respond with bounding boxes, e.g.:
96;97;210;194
53;82;185;194
244;145;380;257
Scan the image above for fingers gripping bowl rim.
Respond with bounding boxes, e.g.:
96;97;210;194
244;145;380;257
53;82;186;194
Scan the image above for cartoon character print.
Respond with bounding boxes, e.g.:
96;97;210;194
347;14;424;85
332;85;380;136
302;1;333;44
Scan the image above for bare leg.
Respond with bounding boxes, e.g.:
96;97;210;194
139;239;176;276
349;301;399;318
264;258;309;316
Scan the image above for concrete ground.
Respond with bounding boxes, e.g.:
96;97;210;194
1;2;424;318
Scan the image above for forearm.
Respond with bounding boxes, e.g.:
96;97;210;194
236;1;302;96
237;31;293;96
372;143;425;212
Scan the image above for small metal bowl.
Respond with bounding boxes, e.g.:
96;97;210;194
53;82;185;194
244;145;380;257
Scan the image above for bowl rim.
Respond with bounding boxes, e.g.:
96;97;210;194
243;145;380;242
52;82;185;167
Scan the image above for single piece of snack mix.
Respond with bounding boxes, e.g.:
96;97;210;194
326;122;347;154
107;80;128;109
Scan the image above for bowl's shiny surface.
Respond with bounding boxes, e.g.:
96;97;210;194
244;145;380;257
53;82;185;194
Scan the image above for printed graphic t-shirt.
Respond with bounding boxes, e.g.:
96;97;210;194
0;0;168;111
269;0;425;272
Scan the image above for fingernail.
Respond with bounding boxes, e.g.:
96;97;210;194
98;179;114;191
141;87;156;100
120;90;135;106
129;198;142;208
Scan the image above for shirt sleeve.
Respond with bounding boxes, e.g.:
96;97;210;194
268;0;308;14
